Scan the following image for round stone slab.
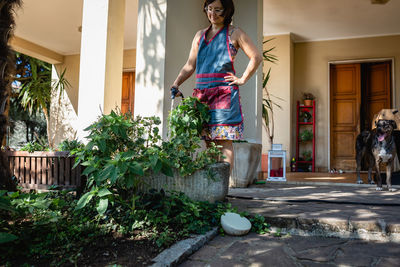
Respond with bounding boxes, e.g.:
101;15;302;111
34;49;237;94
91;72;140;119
221;212;252;236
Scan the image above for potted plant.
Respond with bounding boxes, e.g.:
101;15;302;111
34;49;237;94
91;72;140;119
260;39;283;180
299;129;313;142
303;93;315;106
302;150;312;161
300;108;312;122
74;97;229;213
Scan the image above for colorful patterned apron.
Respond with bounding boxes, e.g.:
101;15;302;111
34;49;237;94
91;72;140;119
193;25;243;126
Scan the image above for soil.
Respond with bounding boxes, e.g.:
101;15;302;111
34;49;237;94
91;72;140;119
7;234;163;267
73;235;162;267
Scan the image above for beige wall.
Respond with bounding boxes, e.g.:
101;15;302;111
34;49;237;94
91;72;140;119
262;34;293;160
293;35;400;170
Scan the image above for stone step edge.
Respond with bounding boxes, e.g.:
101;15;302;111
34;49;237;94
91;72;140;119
150;227;218;267
264;216;400;243
264;180;400;188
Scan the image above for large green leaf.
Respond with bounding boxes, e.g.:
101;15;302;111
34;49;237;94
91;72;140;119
0;232;18;244
161;161;174;177
96;198;108;215
0;198;15;212
98;188;112;198
75;192;94;210
129;162;144;176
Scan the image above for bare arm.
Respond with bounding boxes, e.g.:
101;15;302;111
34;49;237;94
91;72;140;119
224;27;262;86
171;30;202;89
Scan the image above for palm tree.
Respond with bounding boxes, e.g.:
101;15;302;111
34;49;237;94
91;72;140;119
0;0;22;191
15;53;70;149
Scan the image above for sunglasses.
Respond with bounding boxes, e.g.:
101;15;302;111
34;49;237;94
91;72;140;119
204;7;224;15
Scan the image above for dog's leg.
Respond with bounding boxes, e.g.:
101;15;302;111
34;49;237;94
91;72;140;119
386;160;396;192
367;166;374;184
367;154;375;184
356;149;364;184
375;160;383;191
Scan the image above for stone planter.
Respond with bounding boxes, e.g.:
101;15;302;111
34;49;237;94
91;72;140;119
230;142;262;187
139;162;230;203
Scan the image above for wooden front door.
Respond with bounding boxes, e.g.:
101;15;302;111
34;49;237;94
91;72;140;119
330;64;361;170
330;61;392;170
364;62;392;130
121;72;135;114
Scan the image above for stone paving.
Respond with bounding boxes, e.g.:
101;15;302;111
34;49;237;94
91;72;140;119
177;183;400;266
179;232;400;266
228;183;400;242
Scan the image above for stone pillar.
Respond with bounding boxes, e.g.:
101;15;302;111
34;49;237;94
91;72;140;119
77;0;125;139
234;0;263;143
135;0;208;137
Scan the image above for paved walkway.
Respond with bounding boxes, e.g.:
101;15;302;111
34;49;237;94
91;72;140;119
180;232;400;266
178;183;400;266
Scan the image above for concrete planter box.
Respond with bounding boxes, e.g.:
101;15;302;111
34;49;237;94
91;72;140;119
139;162;230;203
230;142;262;188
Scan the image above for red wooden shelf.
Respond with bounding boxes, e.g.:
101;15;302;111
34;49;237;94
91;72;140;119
295;100;316;172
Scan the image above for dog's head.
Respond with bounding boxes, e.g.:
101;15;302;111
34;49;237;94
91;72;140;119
375;119;397;142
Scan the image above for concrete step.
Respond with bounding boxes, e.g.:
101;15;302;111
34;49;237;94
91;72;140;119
228;184;400;243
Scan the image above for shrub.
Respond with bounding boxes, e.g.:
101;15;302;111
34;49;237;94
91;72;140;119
20;141;49;152
57;139;84;151
74;98;222;215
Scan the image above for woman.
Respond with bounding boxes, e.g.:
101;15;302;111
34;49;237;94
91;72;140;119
170;0;262;172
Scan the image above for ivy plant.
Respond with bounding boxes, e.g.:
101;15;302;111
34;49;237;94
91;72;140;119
165;97;221;176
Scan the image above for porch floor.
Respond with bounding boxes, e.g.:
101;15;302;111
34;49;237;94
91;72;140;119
260;171;371;185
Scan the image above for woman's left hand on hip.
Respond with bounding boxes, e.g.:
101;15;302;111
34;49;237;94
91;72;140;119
225;72;245;86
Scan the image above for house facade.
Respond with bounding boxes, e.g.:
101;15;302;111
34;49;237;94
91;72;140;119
10;0;400;172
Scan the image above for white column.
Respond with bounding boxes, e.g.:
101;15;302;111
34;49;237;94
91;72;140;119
233;0;263;143
135;0;208;138
77;0;125;139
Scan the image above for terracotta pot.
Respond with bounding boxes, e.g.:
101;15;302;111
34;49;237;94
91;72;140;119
304;99;312;106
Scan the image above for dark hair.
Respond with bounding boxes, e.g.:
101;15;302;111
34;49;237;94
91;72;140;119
203;0;235;26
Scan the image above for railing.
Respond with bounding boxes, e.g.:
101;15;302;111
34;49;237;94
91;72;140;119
6;151;83;190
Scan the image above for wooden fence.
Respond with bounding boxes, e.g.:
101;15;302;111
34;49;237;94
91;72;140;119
6;151;83;190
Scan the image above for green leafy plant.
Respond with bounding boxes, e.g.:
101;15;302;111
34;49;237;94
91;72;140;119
57;139;84;151
300;108;312;122
20;141;49;152
74;101;222;215
262;38;282;145
302;150;312;161
14;53;71;149
166;97;222;176
299;129;313;142
303;92;315;100
73;112;167;215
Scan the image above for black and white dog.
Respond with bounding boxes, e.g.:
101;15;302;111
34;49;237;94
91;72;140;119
356;119;397;191
372;119;397;191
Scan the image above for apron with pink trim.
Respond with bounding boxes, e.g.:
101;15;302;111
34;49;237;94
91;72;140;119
193;25;243;126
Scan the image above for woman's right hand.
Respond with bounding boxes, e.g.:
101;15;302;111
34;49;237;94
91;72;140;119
170;86;183;99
